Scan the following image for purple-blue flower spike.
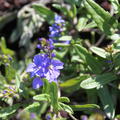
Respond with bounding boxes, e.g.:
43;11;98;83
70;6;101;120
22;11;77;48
49;14;70;44
26;15;64;89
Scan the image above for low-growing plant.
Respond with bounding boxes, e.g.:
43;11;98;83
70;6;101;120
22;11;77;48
0;0;120;119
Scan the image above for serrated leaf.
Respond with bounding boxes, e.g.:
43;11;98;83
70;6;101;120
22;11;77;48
0;104;20;118
98;86;115;119
90;46;107;58
80;73;117;89
74;44;103;74
58;97;70;103
69;104;100;111
84;0;118;35
33;94;50;102
58;102;73;114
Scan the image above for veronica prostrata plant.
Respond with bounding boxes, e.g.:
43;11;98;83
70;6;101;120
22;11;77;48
26;15;65;89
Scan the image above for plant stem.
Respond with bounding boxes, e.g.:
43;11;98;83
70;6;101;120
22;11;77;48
69;114;78;120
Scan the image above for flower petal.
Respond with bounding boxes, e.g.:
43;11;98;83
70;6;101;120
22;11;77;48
51;59;64;69
45;68;60;82
33;55;42;66
26;63;35;72
32;78;43;89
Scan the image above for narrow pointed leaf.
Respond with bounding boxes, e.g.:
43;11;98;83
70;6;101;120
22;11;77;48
58;102;73;114
90;46;107;58
33;4;55;23
0;104;20;118
58;97;70;103
98;86;115;119
84;0;118;35
69;104;100;111
74;44;103;74
33;94;50;101
24;102;40;113
50;82;59;112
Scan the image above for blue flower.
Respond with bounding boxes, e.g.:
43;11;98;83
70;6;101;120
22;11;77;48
49;24;62;38
49;15;70;44
27;15;65;89
54;14;65;24
49;15;65;39
37;38;54;51
44;59;64;82
46;115;51;120
26;54;64;89
32;77;43;89
30;113;36;120
26;54;48;78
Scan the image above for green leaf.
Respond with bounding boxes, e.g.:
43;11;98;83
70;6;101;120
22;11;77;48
15;73;20;89
74;44;103;74
0;104;20;118
5;66;16;81
80;73;117;89
60;75;88;87
84;21;97;29
58;102;73;114
72;4;77;17
58;97;70;103
55;48;69;59
90;46;107;58
110;34;120;41
114;53;120;66
109;0;120;14
65;0;83;6
59;36;72;41
54;43;70;47
69;104;100;111
98;86;115;119
0;74;6;84
60;75;89;93
76;17;88;31
116;114;120;119
24;102;40;113
33;94;50;102
50;82;59;112
33;4;55;24
0;37;14;56
52;4;69;16
42;79;50;94
84;0;118;35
